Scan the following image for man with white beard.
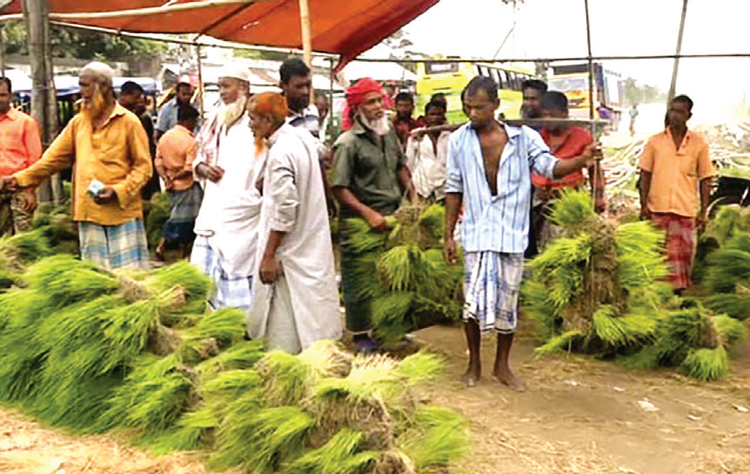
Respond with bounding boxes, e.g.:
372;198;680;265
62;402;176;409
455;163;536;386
1;62;152;270
191;64;262;312
331;77;416;352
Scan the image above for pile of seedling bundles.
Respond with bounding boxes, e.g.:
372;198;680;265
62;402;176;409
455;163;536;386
0;251;468;473
523;190;747;381
342;203;464;344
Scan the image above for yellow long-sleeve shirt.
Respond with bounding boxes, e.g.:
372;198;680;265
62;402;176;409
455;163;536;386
15;103;153;226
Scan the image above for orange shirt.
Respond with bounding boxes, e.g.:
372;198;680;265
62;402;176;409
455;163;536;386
0;108;42;178
15;103;153;226
155;124;197;191
532;127;593;189
639;128;715;218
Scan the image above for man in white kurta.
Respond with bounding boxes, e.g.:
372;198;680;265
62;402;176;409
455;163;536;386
246;92;341;353
405;101;451;201
191;64;264;312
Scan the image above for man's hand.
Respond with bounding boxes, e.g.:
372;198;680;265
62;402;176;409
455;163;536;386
0;176;19;193
259;254;282;284
93;187;117;205
196;163;225;183
364;210;390;233
580;142;603;168
696;213;708;234
409;127;427;140
444;237;458;265
23;189;37;213
639;207;651;221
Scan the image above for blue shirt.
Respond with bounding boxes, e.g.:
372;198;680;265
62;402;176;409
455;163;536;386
446;123;558;254
156;98;179;134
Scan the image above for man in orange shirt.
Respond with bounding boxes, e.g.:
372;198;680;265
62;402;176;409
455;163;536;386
0;77;42;235
154;104;203;261
531;91;604;250
640;95;714;292
1;62;153;270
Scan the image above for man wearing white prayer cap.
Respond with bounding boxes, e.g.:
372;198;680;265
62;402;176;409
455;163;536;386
191;62;262;313
1;61;153;270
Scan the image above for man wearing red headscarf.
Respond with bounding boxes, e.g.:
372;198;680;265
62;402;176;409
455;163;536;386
332;77;417;353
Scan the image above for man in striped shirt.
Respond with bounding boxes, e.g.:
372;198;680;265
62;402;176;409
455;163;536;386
444;76;599;390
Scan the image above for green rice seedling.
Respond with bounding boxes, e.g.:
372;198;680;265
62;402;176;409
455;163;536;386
195;340;266;375
197;307;246;347
681;347;729;381
283;428;378;474
149;404;219;454
314;355;404;412
549;189;595;231
145;192;170;248
97;354;195;432
706;248;750;293
371;291;414;345
417;203;445;242
619;345;662;370
521;279;559;340
211;405;315;473
710;205;741;245
342;218;388;254
592;306;657;347
704;294;750;320
399;406;469;471
296;340;354;379
203;369;263;398
534;330;584;357
0;228;52;270
98;299;160;374
25;255;117;308
255;350;318;406
144;261;212;315
712;314;747;346
395;351;443;386
725;231;750;253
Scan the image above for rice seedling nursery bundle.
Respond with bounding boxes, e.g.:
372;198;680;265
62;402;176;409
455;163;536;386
342;203;464;344
0;245;468;473
523;190;747;380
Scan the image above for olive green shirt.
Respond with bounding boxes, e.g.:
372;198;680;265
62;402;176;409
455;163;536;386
331;116;407;217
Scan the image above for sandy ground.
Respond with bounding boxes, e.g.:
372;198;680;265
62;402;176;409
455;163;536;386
0;323;748;474
414;324;750;474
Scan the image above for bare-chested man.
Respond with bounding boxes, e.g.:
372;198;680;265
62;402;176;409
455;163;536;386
444;76;599;390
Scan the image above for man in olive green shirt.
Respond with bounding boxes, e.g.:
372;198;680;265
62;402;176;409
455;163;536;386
332;78;416;352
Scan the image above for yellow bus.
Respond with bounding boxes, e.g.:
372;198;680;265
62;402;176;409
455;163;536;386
415;60;534;123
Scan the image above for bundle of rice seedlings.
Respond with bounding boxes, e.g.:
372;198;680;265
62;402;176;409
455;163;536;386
549;188;595;230
398;406;470;472
255;350;320;406
196;307;247;347
706;248;750;293
145;192;170;248
195;340;266;375
704;293;750;321
0;228;52;273
283;428;379;474
681;347;729;381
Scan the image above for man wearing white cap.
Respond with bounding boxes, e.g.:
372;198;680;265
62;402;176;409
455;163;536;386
1;61;153;270
191;63;262;312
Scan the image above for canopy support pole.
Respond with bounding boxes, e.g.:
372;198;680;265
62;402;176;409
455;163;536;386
667;0;689;104
0;23;5;76
298;0;312;66
196;43;204;116
23;0;60;204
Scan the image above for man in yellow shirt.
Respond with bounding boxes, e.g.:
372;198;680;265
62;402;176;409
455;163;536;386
639;95;715;292
1;62;153;270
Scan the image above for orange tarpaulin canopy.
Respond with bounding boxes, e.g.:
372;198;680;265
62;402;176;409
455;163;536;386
0;0;439;70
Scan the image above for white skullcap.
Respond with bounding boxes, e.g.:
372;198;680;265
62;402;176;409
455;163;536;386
80;61;114;85
218;63;251;83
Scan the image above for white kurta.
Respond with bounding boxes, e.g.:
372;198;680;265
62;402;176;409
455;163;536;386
248;124;342;352
405;131;451;200
193;115;264;277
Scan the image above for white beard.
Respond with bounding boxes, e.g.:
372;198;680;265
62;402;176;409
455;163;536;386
218;96;247;128
361;114;391;136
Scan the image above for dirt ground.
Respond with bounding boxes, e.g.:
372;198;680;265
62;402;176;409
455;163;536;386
0;324;748;474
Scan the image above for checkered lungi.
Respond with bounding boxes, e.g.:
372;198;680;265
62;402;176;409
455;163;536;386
78;219;150;271
651;212;695;290
163;183;203;245
463;251;524;334
190;236;253;311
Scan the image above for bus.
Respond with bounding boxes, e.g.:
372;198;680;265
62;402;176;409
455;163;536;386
415;60;534;123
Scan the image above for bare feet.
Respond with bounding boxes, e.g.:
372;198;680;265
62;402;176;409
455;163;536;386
492;368;526;392
154;240;166;262
462;363;481;387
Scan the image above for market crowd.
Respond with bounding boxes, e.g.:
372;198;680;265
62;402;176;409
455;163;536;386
0;58;713;390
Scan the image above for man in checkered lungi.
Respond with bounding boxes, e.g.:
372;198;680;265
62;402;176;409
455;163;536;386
639;95;715;294
444;76;598;391
191;64;262;312
2;62;152;271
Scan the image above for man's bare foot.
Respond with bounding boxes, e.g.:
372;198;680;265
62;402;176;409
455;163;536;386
492;369;526;392
462;364;481;387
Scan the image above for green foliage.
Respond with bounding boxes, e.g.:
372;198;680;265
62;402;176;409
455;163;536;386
681;347;729;381
592;305;657;347
401;406;470;471
549;189;594;230
704;293;750;321
534;330;584;357
197;307;247;347
284;429;378;474
145;192;170;248
256;351;318;406
706;248;750;293
713;314;747;345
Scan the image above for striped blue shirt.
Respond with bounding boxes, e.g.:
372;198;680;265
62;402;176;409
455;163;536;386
446;123;558;254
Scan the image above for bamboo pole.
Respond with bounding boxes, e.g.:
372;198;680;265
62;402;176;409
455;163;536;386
51;0;259;21
667;0;689;103
0;23;5;77
196;43;204;116
23;0;60;204
298;0;312;67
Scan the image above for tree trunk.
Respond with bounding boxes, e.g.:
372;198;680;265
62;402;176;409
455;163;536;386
23;0;61;204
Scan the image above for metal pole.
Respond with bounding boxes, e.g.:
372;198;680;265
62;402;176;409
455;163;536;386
0;23;5;77
584;0;595;122
667;0;689;103
298;0;312;66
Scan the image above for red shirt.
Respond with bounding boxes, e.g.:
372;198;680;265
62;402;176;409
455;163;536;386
393;116;425;146
532;127;593;189
0;108;42;178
